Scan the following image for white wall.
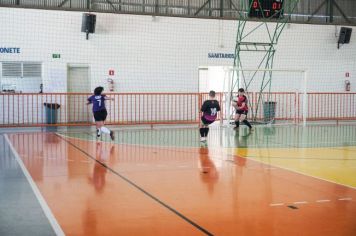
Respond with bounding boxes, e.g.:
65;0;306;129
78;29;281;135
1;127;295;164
0;8;355;94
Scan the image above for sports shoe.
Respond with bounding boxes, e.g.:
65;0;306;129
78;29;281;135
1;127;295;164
110;131;115;141
201;142;208;147
96;129;101;138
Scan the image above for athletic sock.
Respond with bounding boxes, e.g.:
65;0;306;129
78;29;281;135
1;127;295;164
204;128;210;137
199;128;205;137
100;126;111;134
243;120;252;129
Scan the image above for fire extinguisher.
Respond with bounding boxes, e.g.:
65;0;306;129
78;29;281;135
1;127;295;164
345;80;351;92
107;78;114;92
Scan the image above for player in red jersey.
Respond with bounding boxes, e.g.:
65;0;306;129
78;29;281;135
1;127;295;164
232;88;252;131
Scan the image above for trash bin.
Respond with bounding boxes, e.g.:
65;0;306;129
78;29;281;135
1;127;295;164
44;103;60;124
263;101;276;123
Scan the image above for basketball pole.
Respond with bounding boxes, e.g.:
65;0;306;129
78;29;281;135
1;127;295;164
231;0;300;122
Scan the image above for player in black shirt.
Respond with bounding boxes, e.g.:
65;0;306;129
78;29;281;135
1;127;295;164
200;90;221;142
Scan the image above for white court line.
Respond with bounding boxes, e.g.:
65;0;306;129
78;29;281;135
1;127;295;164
294;201;308;205
316;200;331;203
338;198;352;201
80;160;91;163
4;134;65;236
270;203;284;207
56;132;198;150
264;167;277;170
240;155;356;190
59;132;356;190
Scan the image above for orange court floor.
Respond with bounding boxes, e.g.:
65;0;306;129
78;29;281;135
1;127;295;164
1;125;356;236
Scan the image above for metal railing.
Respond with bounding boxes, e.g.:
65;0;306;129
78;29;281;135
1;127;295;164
0;92;355;127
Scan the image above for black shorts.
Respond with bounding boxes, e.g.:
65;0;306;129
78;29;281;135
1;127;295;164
201;116;215;125
93;110;108;122
236;110;248;115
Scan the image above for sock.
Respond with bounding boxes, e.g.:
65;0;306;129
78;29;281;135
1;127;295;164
100;126;111;134
243;120;252;129
199;128;205;137
204;128;209;137
235;121;240;128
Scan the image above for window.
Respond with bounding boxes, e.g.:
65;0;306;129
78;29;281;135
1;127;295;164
1;62;42;78
23;63;42;77
2;62;22;77
1;62;43;93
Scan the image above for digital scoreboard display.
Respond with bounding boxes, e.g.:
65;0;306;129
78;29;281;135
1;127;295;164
249;0;284;19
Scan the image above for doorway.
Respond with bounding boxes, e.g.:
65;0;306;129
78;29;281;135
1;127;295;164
67;65;91;123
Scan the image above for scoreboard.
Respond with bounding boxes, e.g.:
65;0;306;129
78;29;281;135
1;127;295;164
249;0;284;19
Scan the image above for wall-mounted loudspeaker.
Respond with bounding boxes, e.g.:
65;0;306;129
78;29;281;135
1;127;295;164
338;27;352;49
81;13;96;40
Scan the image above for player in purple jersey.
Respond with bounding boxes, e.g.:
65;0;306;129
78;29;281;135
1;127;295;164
200;90;220;142
87;86;115;141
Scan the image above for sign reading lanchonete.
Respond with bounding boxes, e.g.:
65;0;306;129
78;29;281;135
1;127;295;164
208;53;234;59
0;47;21;53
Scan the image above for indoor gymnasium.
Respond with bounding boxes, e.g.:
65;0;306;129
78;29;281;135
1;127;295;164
0;1;355;235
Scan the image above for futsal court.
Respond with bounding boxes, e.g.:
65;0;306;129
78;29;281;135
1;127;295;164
1;0;356;236
1;125;355;236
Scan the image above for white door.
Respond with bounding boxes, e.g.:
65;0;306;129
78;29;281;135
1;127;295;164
198;68;209;93
67;66;91;123
199;66;229;93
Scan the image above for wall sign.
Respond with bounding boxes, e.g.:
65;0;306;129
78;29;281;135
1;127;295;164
0;47;21;53
109;69;115;76
208;53;234;59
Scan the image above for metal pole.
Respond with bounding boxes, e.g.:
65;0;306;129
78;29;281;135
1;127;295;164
188;0;191;15
155;0;159;14
327;0;333;23
303;70;308;127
